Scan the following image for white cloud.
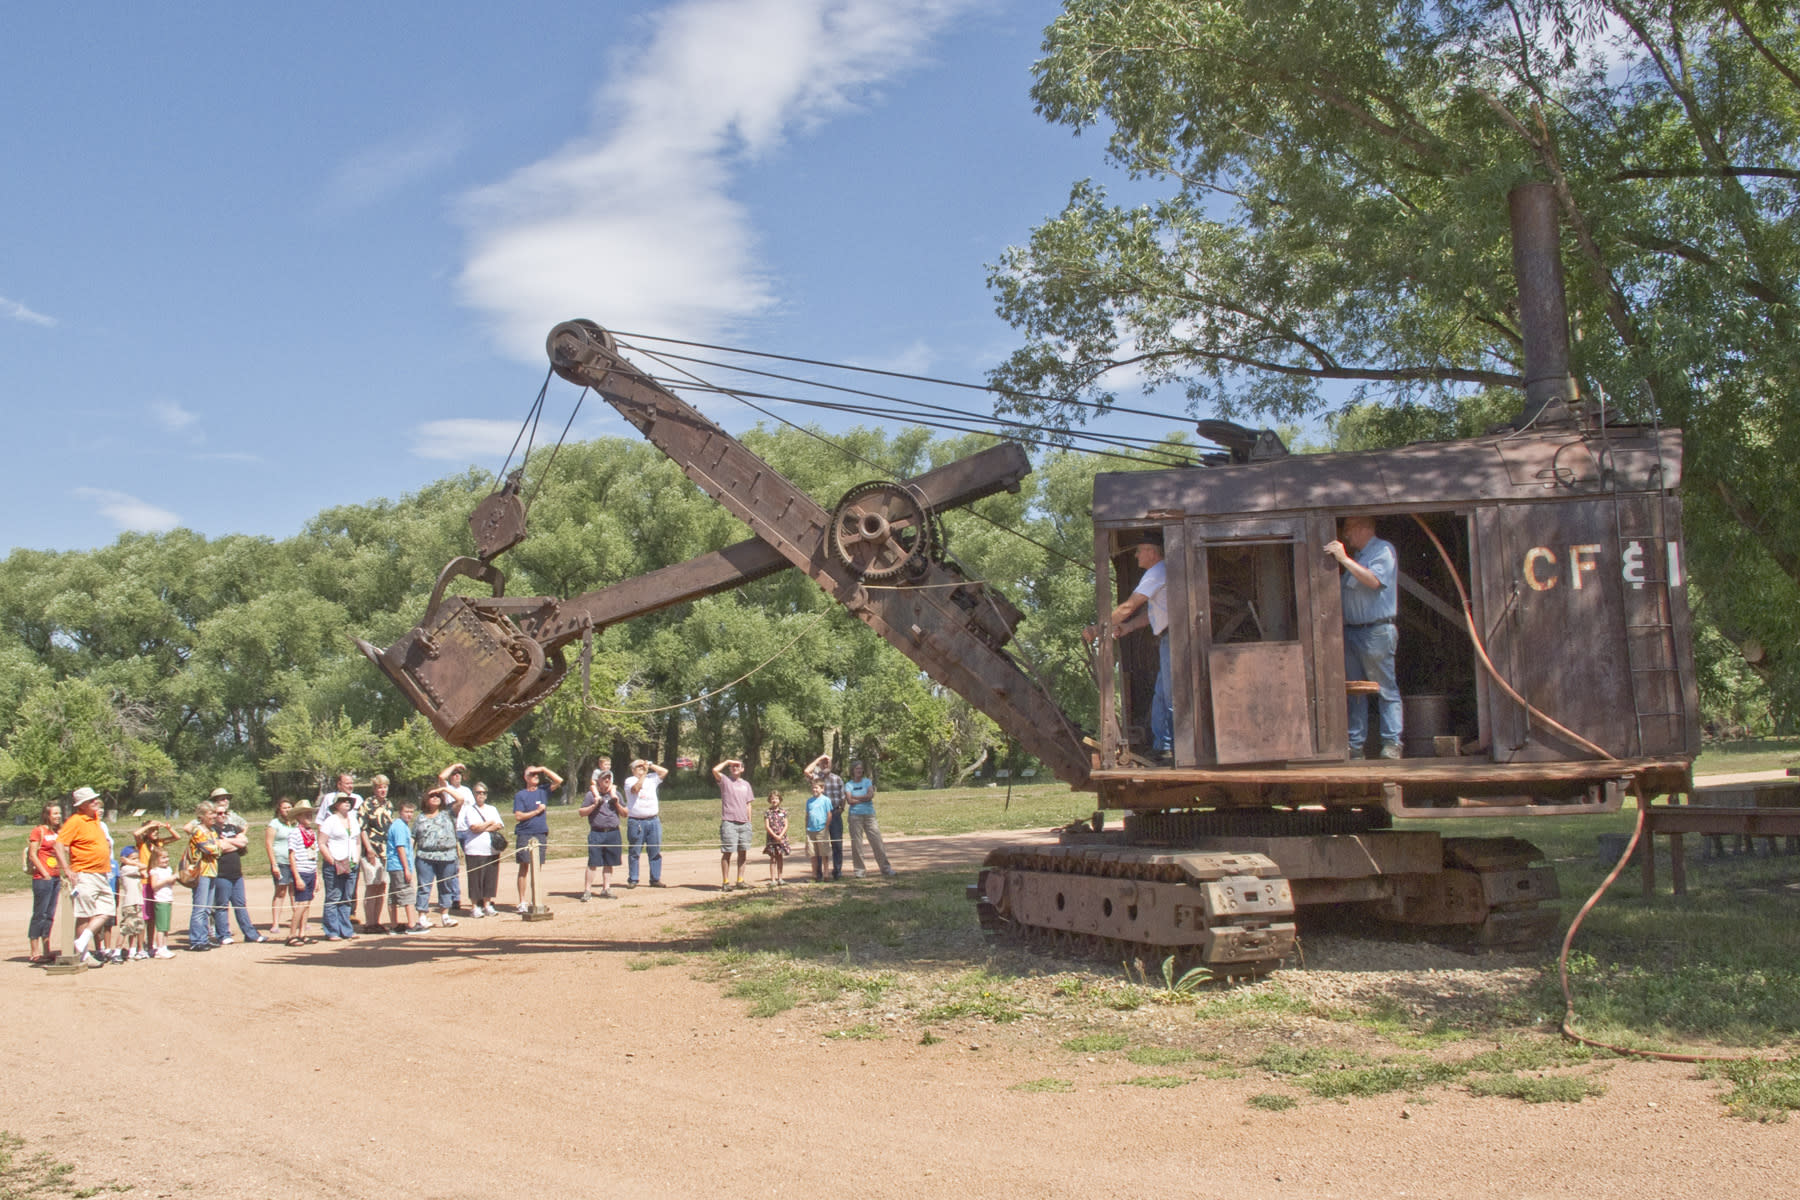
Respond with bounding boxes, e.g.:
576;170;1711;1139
853;339;935;376
413;418;530;462
73;487;179;533
150;400;199;432
457;0;968;360
1;294;56;327
322;124;466;214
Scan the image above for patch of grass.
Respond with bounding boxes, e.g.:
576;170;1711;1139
1202;1065;1243;1080
1254;1045;1363;1075
1355;997;1473;1047
1127;1045;1197;1066
1704;1058;1800;1122
1061;1032;1129;1053
1247;1093;1297;1112
626;952;683;972
826;1023;885;1041
0;1131;129;1197
1122;1075;1187;1088
1302;1060;1468;1100
1192;984;1320;1024
1010;1077;1075;1094
918;1031;942;1046
710;952;890;1018
1052;978;1086;998
1460;1039;1596;1074
1465;1074;1605;1103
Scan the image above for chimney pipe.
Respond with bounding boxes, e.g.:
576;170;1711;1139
1508;183;1577;426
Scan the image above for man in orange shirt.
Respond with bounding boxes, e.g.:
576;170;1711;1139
53;786;116;967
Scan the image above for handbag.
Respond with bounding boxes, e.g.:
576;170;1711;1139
176;847;203;888
490;828;508;853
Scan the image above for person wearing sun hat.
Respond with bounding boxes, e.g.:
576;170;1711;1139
53;787;116;967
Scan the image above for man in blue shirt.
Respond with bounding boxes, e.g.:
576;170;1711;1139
512;765;562;913
1327;515;1402;759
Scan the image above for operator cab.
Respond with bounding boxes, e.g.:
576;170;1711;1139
1092;422;1696;775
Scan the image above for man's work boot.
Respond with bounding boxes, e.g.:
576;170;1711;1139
1379;743;1403;760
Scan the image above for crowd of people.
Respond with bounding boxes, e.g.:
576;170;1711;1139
22;752;897;966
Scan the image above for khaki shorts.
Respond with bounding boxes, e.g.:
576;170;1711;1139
72;873;116;919
806;830;831;858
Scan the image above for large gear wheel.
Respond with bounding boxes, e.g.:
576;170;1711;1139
828;481;942;581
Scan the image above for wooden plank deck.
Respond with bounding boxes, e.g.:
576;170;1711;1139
1091;757;1691;787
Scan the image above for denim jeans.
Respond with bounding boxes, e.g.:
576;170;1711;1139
29;877;58;940
321;862;357;938
1345;621;1402;751
188;875;217;948
1150;632;1173;751
626;816;662;883
416;857;457;912
827;808;845;879
211;875;258;940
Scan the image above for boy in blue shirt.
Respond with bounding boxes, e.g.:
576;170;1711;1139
804;779;833;882
385;800;423;933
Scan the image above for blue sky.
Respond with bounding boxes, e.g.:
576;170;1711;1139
1;0;1186;554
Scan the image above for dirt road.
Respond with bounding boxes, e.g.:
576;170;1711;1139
2;829;1792;1199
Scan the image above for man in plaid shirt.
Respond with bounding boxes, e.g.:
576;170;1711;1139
803;754;847;881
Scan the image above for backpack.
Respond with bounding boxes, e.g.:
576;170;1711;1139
176;842;204;888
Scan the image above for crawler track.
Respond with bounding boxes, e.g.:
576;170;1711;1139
969;845;1298;978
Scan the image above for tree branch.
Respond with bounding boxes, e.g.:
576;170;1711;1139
1611;166;1800;182
1620;228;1785;304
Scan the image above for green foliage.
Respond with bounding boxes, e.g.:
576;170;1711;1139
1464;1074;1605;1103
1062;1032;1129;1053
0;678;172;800
996;0;1800;722
1246;1093;1298;1112
1704;1057;1800;1122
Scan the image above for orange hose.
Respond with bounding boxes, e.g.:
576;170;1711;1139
1410;514;1615;760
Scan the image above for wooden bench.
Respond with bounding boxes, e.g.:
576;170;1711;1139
1640;778;1800;896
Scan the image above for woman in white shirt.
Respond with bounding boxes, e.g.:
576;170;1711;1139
317;794;360;940
622;760;669;888
456;783;504;917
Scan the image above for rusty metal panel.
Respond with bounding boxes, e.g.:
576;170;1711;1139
1483;499;1637;759
1092;429;1683;524
1164;521;1203;767
1307;510;1349;758
1209;641;1312;763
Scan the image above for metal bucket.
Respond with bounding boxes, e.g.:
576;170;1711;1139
1401;693;1451;758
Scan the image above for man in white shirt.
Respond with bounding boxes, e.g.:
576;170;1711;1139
1101;532;1171;760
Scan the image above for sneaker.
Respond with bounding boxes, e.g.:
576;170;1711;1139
516;903;531;915
578;892;590;903
627;880;638;889
854;869;867;878
219;936;234;946
471;907;487;919
407;923;432;933
153;948;174;960
720;882;732;893
484;903;498;916
1379;743;1403;760
440;916;459;927
80;952;105;967
881;870;896;878
599;889;615;899
132;949;150;960
108;949;127;963
648;880;667;888
188;943;213;952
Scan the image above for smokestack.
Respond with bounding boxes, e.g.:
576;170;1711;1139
1508;183;1578;427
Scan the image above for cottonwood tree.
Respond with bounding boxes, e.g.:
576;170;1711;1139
992;0;1800;721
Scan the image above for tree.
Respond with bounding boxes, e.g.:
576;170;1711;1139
992;0;1800;722
0;678;173;801
261;703;384;793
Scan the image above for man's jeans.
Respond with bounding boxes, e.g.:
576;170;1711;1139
211;875;258;940
627;816;662;884
321;862;357;938
1345;621;1402;752
1150;633;1173;751
827;808;845;879
188;875;216;948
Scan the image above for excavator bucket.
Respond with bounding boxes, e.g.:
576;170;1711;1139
355;558;567;747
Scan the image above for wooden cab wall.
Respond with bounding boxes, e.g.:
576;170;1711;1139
1092;426;1696;770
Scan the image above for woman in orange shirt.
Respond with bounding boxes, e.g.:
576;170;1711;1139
23;802;62;964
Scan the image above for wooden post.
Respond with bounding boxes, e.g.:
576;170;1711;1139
43;882;85;976
522;840;554;922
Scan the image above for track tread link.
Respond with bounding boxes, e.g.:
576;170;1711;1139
971;845;1298;977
